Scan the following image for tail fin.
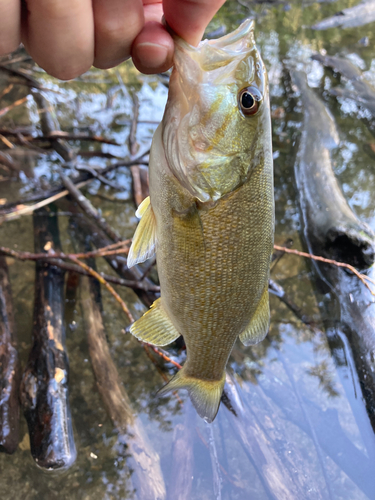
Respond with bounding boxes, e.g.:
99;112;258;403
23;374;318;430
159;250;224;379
158;367;225;423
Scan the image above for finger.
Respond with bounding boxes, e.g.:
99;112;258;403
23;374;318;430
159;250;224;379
132;20;174;74
93;0;144;70
0;0;21;55
163;0;227;46
22;0;94;80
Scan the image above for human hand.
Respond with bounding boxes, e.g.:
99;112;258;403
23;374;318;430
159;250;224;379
0;0;226;80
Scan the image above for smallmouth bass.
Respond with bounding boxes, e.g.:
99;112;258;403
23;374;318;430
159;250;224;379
127;20;274;423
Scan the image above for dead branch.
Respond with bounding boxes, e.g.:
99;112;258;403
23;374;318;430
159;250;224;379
274;245;375;296
61;174;121;242
0;96;28;118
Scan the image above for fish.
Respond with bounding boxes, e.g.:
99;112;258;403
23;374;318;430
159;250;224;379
127;19;274;423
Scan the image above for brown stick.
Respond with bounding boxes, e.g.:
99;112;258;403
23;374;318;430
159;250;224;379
80;274;166;500
0;255;20;454
0;180;92;222
0;96;28;117
71;257;134;323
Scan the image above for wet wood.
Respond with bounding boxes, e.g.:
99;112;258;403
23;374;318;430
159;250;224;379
291;70;375;431
0;255;20;454
31;92;74;163
20;206;76;469
80;274;166;500
61;173;121;242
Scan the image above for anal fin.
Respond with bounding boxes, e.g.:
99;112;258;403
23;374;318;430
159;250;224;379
129;298;180;346
127;197;156;268
240;284;270;346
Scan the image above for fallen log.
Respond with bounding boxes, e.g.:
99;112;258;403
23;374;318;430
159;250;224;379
80;274;166;500
0;255;20;454
290;70;375;430
20;206;76;469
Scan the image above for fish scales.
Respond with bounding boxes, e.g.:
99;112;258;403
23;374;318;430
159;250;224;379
152;146;273;382
128;20;274;422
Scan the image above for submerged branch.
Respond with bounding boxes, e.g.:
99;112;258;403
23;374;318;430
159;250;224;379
274;245;375;296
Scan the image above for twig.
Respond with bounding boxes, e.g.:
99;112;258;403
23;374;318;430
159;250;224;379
269;279;323;333
34;131;119;146
61;174;121;242
0;150;149;213
0;180;92;221
274;244;375;296
143;345;183;404
0;96;28;117
0;83;14;99
0;134;15;149
70;256;134;323
0;239;130;262
144;344;182;370
130;164;143;207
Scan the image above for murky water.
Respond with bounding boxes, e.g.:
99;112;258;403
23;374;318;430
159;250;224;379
1;0;375;498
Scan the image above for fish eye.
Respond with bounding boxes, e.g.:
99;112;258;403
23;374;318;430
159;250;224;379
238;86;262;116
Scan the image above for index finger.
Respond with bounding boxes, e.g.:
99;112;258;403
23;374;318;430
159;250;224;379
163;0;227;46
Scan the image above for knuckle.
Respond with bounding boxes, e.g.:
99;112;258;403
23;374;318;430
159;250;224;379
95;14;142;47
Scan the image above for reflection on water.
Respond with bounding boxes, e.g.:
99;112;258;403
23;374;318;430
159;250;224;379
1;0;375;498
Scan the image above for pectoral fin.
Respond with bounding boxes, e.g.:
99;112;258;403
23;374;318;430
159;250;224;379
127;197;156;268
129;298;181;346
240;284;270;346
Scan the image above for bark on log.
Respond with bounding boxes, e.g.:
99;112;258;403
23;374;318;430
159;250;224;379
20;206;76;469
291;70;375;430
0;255;20;454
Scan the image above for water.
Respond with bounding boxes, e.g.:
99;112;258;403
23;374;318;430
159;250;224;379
1;0;375;498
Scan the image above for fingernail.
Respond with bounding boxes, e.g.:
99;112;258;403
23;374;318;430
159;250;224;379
136;42;169;69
